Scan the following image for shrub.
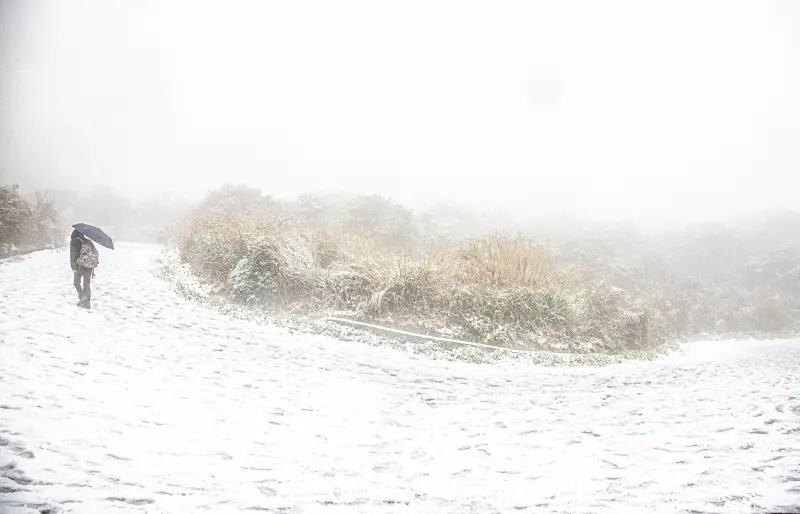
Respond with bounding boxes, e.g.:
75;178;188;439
341;194;419;251
197;183;278;219
1;185;64;255
0;184;32;248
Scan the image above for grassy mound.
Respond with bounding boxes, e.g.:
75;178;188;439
178;212;659;353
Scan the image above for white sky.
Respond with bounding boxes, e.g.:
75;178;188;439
1;0;798;222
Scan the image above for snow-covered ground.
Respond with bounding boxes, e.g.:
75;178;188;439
1;244;799;513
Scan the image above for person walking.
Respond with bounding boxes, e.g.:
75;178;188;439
70;229;99;308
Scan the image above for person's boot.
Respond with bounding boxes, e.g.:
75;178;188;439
78;296;89;308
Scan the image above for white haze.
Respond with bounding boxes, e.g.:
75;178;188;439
1;0;799;223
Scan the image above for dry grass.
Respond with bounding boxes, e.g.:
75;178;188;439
178;213;657;352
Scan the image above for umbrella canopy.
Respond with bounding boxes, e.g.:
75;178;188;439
72;223;115;250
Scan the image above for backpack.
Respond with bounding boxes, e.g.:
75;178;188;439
77;240;99;269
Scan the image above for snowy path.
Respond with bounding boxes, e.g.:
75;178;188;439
1;244;799;514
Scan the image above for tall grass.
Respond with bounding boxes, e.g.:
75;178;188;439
179;213;657;352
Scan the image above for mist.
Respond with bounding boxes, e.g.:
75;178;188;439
1;0;799;223
4;4;800;507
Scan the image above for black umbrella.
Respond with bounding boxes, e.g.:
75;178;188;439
72;223;115;250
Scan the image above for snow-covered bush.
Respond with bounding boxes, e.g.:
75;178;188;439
227;255;281;305
0;185;31;253
1;185;64;256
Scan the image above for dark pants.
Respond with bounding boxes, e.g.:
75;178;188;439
74;267;92;300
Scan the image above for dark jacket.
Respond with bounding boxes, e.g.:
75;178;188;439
70;230;84;270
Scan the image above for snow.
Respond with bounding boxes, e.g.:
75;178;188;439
1;243;799;513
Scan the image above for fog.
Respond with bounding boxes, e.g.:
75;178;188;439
1;0;799;223
4;7;800;509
